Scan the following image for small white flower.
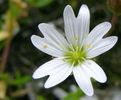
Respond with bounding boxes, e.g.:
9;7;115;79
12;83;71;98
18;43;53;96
31;4;118;96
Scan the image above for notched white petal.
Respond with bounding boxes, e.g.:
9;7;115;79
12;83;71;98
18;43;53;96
85;22;111;47
31;35;64;57
63;5;77;44
77;4;90;45
73;67;94;96
38;23;68;49
83;60;107;83
32;58;65;79
44;64;73;88
87;36;118;58
78;4;90;18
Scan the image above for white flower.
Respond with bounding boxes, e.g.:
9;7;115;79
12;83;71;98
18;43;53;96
31;4;118;96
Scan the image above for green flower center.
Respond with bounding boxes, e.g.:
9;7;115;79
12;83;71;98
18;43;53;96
64;46;86;66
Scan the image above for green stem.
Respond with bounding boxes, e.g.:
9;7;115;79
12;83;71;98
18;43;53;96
1;11;13;73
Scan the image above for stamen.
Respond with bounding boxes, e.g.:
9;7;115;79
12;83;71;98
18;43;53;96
64;46;86;66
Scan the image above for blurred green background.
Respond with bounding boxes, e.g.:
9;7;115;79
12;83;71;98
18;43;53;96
0;0;121;100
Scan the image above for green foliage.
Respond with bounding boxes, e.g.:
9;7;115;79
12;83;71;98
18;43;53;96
12;71;31;86
9;1;21;18
63;89;84;100
0;73;9;83
37;95;46;100
0;41;5;50
27;0;54;8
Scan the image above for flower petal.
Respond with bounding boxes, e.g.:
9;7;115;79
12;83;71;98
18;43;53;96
84;22;111;47
82;60;107;83
77;4;90;45
31;35;64;57
44;64;73;88
87;36;118;58
32;58;65;79
38;23;68;50
63;5;77;44
73;66;94;96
